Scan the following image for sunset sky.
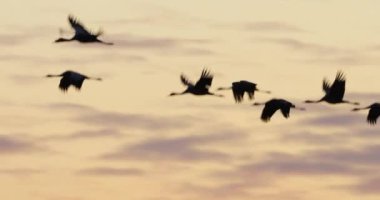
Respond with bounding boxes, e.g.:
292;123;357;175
1;0;380;200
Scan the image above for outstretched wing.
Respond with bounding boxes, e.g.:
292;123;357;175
180;74;194;87
322;78;331;94
367;107;380;125
232;82;245;103
240;81;257;100
194;69;213;90
261;101;280;122
68;15;93;36
280;104;291;118
59;76;71;92
326;71;346;101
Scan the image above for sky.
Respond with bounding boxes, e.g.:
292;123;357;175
0;0;380;199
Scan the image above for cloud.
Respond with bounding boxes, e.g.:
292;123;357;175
0;168;43;176
245;21;306;33
0;33;37;46
301;112;363;127
101;131;245;162
243;152;363;175
345;177;380;194
0;135;46;154
41;102;198;131
42;129;123;141
76;111;194;130
255;37;341;55
44;103;96;112
279;131;344;145
76;167;144;176
109;34;216;55
346;92;380;103
309;144;380;166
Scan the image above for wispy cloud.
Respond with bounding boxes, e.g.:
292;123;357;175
76;111;194;130
0;135;47;154
0;168;44;176
76;167;144;176
245;21;306;33
344;176;380;194
42;129;123;141
101;131;245;162
255;37;341;55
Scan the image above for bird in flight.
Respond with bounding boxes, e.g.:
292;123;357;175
169;68;223;97
253;98;305;122
46;70;102;92
54;15;113;45
352;103;380;125
217;80;270;103
304;71;359;105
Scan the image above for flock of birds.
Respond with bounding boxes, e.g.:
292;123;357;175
47;15;380;125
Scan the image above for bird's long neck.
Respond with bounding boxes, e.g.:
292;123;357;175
342;100;360;105
46;74;63;78
96;39;113;45
169;91;187;96
216;86;232;91
304;99;323;104
252;102;265;106
85;76;102;81
55;37;74;43
352;105;370;111
208;92;224;97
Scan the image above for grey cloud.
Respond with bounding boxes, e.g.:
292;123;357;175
255;37;341;55
43;103;96;112
244;154;362;175
0;135;46;154
77;167;144;176
302;112;363;127
179;182;252;200
245;21;306;33
303;55;367;66
346;92;380;102
101;131;245;162
279;131;344;145
42;102;196;131
110;34;215;56
0;168;44;176
345;176;380;194
42;129;123;141
113;36;211;48
76;111;194;130
310;144;380;165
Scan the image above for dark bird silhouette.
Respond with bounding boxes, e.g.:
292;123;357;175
54;15;113;45
46;70;102;92
169;68;223;97
352;103;380;125
253;98;305;122
304;71;359;105
217;80;271;103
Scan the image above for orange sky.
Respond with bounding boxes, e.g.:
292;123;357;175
0;1;380;200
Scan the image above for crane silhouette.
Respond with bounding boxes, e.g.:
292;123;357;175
352;103;380;125
217;80;271;103
304;71;359;105
253;98;305;122
46;70;102;92
54;15;113;45
169;68;223;97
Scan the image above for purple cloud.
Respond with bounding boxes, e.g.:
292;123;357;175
77;167;144;176
0;135;46;154
101;131;245;162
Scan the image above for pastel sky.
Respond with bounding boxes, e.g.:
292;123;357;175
1;0;380;200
